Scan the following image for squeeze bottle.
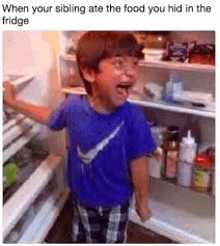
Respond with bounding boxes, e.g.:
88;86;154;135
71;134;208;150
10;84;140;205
177;130;197;187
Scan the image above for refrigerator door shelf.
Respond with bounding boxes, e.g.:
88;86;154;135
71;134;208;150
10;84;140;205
18;187;70;244
4;177;70;244
3;153;63;239
3;117;36;149
3;114;26;133
3;121;41;163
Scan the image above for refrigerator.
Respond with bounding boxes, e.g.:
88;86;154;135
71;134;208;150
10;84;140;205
3;30;215;244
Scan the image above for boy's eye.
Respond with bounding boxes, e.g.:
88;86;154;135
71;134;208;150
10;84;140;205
133;59;139;66
112;58;124;67
111;57;139;68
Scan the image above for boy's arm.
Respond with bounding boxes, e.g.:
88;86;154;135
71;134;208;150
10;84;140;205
130;155;151;222
3;82;51;125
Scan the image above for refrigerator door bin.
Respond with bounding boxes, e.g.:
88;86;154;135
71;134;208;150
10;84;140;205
3;153;64;240
4;173;70;244
3;112;42;163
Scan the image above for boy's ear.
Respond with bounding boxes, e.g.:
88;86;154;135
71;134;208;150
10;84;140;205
81;67;96;83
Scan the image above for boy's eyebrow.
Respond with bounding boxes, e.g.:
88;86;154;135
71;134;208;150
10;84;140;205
109;56;140;64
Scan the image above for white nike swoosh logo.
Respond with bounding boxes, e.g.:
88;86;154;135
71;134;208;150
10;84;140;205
77;121;124;164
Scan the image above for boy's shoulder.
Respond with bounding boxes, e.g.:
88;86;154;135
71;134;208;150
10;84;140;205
58;97;144;120
52;94;88;117
124;101;151;128
60;94;86;109
125;101;144;117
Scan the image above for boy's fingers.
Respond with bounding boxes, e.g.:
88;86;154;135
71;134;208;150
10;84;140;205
4;82;11;91
4;81;12;88
3;82;14;101
5;82;14;93
141;210;152;222
136;206;152;222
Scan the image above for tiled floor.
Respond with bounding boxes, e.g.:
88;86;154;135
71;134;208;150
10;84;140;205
45;195;178;244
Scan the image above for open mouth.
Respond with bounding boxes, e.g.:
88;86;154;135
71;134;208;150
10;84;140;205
116;83;133;97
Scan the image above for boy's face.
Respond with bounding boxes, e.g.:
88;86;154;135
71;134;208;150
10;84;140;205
91;56;139;111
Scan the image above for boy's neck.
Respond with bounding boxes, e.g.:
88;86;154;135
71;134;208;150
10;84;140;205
88;95;117;114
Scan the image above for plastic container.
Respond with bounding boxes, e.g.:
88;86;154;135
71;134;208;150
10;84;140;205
177;161;193;187
148;147;163;179
192;154;212;192
177;130;197;187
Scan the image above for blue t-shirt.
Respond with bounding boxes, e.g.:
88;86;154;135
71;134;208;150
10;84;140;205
47;94;155;207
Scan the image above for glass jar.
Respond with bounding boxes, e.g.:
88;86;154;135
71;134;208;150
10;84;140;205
207;147;215;196
161;126;180;182
192;154;212;192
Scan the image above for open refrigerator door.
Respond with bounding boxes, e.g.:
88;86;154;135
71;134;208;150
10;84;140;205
3;100;70;243
3;31;70;243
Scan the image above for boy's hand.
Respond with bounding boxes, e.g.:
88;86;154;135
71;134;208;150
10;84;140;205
136;198;152;222
4;82;15;102
3;81;51;124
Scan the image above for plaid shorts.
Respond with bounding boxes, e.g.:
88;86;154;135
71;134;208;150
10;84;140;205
72;200;130;243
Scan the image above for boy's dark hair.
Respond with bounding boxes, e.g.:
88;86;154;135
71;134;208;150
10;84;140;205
76;31;144;95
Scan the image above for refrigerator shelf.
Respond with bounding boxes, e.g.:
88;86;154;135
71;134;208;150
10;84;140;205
3;143;49;205
4;177;70;244
3;117;36;149
61;87;216;118
3;122;41;163
129;177;215;244
3;153;63;239
18;187;70;243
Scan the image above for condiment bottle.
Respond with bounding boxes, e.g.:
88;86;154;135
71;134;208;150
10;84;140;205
162;126;180;182
192;154;212;192
177;130;197;187
207;147;215;196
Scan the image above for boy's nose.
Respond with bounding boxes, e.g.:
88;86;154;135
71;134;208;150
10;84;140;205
124;63;137;77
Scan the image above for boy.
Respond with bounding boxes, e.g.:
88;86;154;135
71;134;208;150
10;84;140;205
4;31;155;243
